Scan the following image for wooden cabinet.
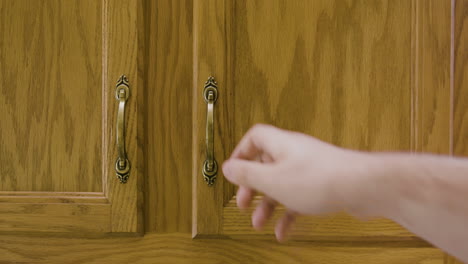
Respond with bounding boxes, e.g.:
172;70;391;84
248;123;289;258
193;0;416;239
0;0;143;234
191;0;463;262
1;0;466;263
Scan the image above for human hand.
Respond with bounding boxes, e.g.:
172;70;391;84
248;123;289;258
222;124;370;241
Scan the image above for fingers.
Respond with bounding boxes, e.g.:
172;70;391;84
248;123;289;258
252;196;277;230
222;159;273;193
275;210;296;242
230;124;288;161
236;186;254;209
225;124;296;242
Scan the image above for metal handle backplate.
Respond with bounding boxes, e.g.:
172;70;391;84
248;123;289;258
202;76;218;186
115;75;130;183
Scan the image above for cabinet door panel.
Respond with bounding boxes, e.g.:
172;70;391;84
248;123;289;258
0;0;143;234
192;0;452;249
0;0;102;192
194;0;412;239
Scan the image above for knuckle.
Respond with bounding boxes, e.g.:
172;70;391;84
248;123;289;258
235;165;249;183
249;124;271;137
233;163;257;186
252;123;270;131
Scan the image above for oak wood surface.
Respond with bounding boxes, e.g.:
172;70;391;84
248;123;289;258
223;197;419;241
193;0;228;236
445;256;465;264
137;0;150;234
412;0;452;154
454;0;468;157
104;0;143;234
192;2;466;263
0;191;106;203
450;1;468;263
0;203;110;233
412;1;455;262
0;0;103;192
194;0;414;238
0;0;466;262
0;0;143;234
146;0;193;233
0;233;445;264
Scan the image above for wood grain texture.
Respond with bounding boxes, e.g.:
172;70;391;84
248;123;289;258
0;203;110;233
412;0;451;154
225;0;412;196
0;233;445;264
104;0;143;233
137;0;149;234
193;0;228;236
145;0;193;233
445;256;464;264
223;197;420;241
412;1;454;262
0;0;102;192
454;0;468;157
0;192;106;204
0;0;143;234
450;0;468;263
194;0;413;237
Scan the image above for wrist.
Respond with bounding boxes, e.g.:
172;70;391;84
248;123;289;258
339;151;401;219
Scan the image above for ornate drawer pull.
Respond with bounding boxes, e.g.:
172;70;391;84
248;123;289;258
115;75;130;183
202;76;218;186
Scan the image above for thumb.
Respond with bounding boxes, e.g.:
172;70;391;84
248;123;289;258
222;159;272;191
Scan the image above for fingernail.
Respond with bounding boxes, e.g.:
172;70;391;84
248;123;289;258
222;160;231;178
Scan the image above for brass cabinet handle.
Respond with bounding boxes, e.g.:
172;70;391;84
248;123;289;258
202;77;218;186
115;75;130;183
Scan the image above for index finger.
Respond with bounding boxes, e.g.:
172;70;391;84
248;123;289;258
230;124;288;161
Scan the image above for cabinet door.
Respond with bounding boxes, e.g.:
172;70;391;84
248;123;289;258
0;0;143;234
193;0;454;259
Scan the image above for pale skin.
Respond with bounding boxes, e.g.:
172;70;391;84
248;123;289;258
222;124;468;263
